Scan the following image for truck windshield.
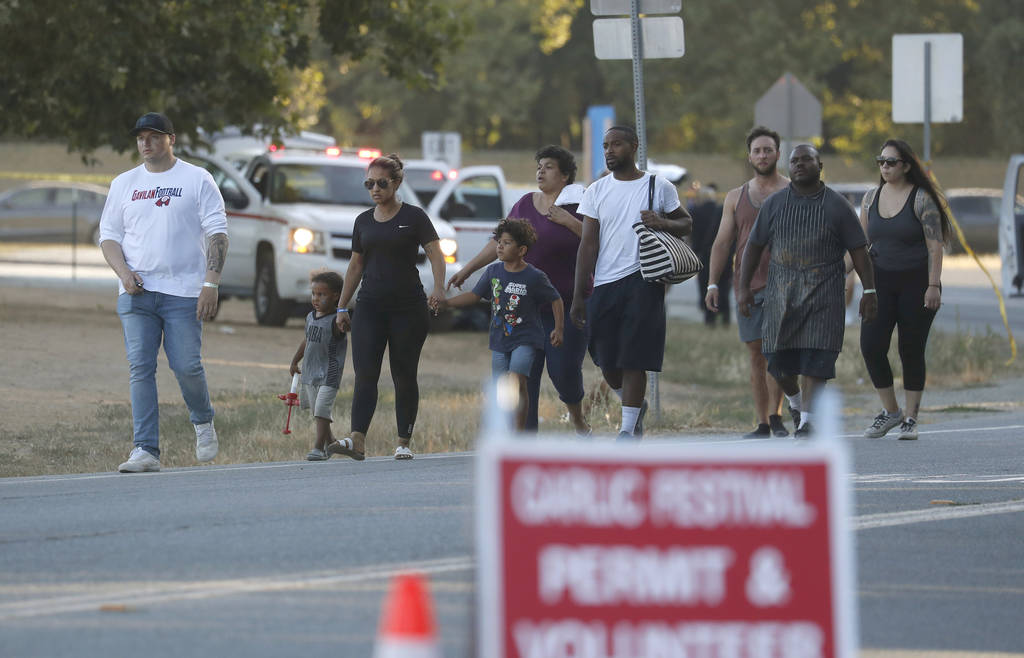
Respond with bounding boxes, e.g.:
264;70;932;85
270;163;372;206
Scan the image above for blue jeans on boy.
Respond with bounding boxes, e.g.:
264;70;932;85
117;291;214;458
524;302;588;431
492;345;537;378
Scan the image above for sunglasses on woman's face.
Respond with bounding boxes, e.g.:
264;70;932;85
363;178;392;190
875;157;904;167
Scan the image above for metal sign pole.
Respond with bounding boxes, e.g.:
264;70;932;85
630;0;647;170
629;0;661;425
923;41;932;164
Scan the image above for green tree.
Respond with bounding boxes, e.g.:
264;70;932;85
0;0;465;156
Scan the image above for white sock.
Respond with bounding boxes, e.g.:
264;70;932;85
799;411;813;429
621;406;641;435
786;392;802;411
612;387;623;400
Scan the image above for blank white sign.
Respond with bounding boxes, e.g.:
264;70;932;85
593;16;685;60
590;0;682;15
892;33;963;123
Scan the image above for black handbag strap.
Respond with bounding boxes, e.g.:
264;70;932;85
647;174;656;211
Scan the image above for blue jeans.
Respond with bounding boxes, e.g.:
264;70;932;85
525;302;588;431
492;345;537;378
117;292;214;457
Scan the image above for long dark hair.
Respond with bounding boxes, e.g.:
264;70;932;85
878;139;951;243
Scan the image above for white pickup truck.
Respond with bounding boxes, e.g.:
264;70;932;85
181;149;463;326
999;154;1024;296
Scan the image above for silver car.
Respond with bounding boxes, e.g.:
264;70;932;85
0;181;109;243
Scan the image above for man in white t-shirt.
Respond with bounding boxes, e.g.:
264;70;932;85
99;112;229;473
571;126;692;439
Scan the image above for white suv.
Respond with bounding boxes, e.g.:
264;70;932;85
182;150;461;325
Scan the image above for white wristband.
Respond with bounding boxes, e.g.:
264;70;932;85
863;289;876;294
202;282;219;289
707;284;718;290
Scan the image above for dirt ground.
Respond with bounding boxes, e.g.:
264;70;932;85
0;283;494;438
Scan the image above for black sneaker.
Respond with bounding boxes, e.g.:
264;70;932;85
768;414;789;437
788;405;801;430
617;431;638;441
794;422;815;439
743;424;771;438
635;399;649;437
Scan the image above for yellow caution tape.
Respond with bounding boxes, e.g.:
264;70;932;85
0;170;114;185
928;167;1017;365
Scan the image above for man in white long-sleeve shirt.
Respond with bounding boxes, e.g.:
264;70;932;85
99;112;229;473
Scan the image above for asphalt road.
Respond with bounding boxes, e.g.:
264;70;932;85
0;245;1021;337
2;413;1023;657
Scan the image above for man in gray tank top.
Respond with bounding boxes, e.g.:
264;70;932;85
705;127;791;438
738;144;876;437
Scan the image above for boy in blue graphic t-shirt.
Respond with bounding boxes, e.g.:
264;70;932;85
444;218;563;429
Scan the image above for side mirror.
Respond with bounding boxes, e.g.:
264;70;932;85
222;188;249;210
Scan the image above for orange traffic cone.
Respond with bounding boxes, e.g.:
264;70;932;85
373;572;441;658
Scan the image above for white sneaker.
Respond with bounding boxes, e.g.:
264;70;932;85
394;445;414;460
194;421;219;462
118;447;161;473
863;409;903;438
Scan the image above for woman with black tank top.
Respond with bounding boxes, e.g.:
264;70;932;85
857;139;951;440
331;154;447;460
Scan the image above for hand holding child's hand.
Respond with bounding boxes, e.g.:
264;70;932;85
550;328;563;347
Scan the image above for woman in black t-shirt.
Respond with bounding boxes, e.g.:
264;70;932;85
330;154;446;460
857;139;951;441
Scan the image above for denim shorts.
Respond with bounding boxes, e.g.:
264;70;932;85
492;345;538;377
738;290;766;344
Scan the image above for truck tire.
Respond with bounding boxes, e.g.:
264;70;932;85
254;251;289;326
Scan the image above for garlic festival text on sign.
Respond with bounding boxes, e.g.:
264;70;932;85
477;440;855;658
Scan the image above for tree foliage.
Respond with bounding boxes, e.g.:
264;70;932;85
1;0;1018;159
319;0;1020;159
0;0;465;155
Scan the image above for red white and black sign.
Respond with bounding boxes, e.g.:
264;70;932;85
477;439;855;658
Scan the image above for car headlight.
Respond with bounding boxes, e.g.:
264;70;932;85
439;238;458;264
288;228;325;254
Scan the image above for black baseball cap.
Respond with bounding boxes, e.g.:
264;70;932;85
130;112;174;136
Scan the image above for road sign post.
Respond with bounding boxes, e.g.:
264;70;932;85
592;0;684;425
754;73;822;171
891;34;963;165
477;438;857;658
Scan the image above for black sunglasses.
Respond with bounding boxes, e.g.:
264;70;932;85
875;157;904;167
363;178;393;190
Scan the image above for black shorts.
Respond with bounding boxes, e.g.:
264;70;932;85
765;348;839;381
586;270;666;372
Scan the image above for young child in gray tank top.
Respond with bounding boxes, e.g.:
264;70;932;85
289;270;349;461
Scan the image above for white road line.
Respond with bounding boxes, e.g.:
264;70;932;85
855;499;1024;530
0;556;474;621
3;421;1021;486
0;452;476;485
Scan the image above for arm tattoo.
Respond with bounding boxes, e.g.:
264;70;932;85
207;233;228;273
914;190;943;243
861;186;878;217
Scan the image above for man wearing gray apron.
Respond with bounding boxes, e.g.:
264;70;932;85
737;144;876;437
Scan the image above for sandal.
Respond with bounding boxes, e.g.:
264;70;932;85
394;445;414;460
327;437;365;461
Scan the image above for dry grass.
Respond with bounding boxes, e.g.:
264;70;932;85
4;313;1018;478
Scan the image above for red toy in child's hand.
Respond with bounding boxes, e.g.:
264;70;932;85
278;373;301;434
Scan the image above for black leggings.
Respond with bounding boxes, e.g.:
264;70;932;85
860;265;937;391
350;298;429;439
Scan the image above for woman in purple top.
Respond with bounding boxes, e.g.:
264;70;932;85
447;145;591;434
